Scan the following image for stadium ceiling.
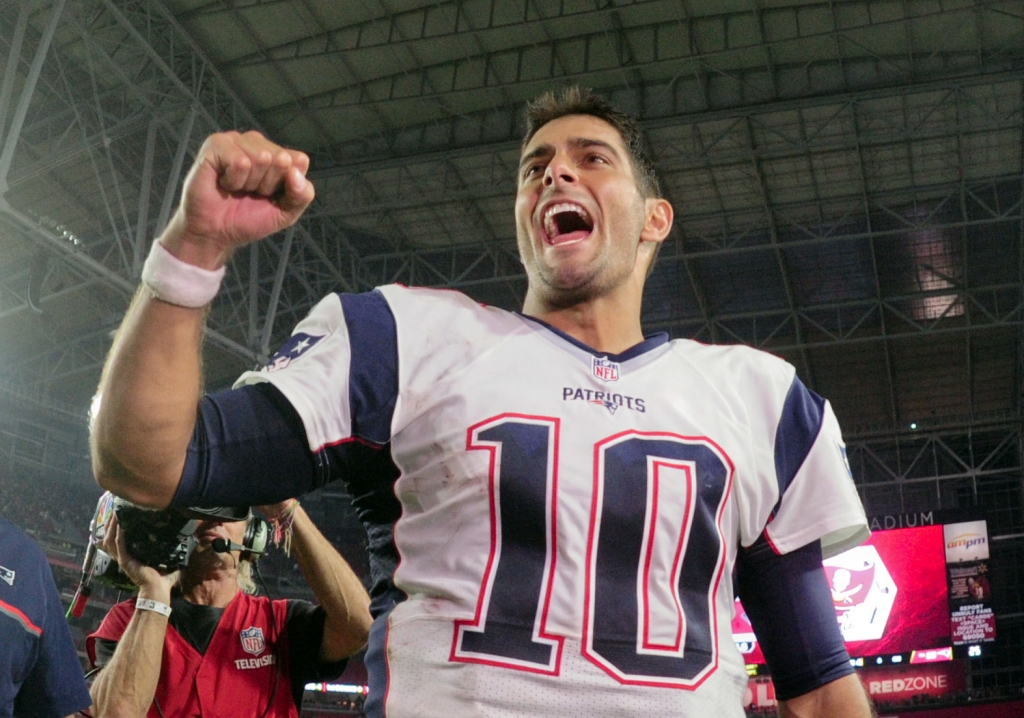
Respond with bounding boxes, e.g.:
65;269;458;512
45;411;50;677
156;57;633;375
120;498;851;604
0;0;1022;467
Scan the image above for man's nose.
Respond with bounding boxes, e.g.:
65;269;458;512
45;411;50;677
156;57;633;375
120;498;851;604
544;154;577;186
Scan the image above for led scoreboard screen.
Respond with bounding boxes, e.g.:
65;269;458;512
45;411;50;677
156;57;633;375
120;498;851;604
733;524;951;663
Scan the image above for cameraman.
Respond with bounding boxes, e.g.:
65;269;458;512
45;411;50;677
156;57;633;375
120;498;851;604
86;500;371;717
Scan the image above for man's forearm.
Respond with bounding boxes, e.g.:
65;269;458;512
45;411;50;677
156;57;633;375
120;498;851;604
91;282;205;508
89;609;170;718
778;673;875;718
93;131;315;508
288;504;373;660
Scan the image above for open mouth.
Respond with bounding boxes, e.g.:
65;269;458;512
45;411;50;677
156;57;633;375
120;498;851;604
543;202;593;245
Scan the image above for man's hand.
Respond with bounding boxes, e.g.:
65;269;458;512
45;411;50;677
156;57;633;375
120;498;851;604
161;130;315;269
255;499;297;522
100;514;177;604
270;501;372;660
89;518;175;716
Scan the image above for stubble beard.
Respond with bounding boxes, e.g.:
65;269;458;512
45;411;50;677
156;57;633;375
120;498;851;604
530;241;642;310
535;259;607;308
517;203;645;310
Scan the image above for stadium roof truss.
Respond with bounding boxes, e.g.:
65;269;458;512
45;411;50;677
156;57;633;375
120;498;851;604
0;0;1021;501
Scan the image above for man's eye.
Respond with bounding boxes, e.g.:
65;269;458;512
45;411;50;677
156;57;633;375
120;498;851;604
587;154;607;164
524;165;543;177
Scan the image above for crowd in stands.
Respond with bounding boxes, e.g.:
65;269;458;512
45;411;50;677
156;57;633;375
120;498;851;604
0;468;96;546
303;692;367;715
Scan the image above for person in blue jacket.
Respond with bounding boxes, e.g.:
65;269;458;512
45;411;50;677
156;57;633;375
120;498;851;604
0;513;92;718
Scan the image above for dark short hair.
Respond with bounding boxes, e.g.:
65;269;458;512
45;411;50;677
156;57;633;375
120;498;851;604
522;86;662;199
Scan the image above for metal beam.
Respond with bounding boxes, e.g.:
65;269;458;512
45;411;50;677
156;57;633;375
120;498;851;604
744;114;815;387
0;206;253;359
0;0;67;194
0;0;393;376
309;79;1024;228
312;63;1024;169
0;1;30;142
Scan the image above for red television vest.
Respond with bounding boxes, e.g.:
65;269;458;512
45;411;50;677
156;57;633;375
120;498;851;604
88;592;296;718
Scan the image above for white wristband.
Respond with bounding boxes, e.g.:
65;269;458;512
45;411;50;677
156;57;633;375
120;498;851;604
135;598;172;618
141;240;225;308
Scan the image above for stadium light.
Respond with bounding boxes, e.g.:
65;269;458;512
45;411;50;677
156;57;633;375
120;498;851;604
304;683;368;695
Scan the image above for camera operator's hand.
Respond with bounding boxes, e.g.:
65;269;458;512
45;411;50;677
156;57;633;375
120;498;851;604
255;498;297;522
100;514;178;604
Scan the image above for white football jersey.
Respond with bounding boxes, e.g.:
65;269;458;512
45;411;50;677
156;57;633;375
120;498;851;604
237;285;868;717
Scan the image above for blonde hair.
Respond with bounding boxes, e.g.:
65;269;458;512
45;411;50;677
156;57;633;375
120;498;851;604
237;555;257;594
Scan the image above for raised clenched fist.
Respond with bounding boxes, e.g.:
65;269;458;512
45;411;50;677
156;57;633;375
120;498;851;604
159;130;316;269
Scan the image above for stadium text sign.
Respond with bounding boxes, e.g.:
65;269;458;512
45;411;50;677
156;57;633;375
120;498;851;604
861;662;966;701
950;603;996;643
868;512;936;531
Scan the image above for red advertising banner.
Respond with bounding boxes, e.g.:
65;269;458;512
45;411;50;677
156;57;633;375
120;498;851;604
860;661;966;702
875;700;1024;718
744;678;777;709
746;662;968;712
734;525;950;663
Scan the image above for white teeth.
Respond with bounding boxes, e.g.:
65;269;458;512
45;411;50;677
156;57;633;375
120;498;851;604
542;202;591;238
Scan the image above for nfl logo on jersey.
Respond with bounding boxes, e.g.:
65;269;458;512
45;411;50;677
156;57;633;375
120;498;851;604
239;626;265;656
592;356;619;382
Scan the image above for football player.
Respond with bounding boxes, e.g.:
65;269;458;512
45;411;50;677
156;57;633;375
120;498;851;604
92;87;873;717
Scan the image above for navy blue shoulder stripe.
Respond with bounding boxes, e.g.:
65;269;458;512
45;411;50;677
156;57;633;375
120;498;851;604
339;290;399;446
772;377;826;517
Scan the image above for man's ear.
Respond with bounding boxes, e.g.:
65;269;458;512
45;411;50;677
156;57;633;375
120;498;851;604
641;197;673;244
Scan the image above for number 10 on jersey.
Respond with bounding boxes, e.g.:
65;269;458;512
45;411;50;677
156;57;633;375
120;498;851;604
451;413;734;690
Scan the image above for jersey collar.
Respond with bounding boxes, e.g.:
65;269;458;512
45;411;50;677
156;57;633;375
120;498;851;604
517;312;670;362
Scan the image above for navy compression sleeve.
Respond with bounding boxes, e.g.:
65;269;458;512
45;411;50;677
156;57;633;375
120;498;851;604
171;382;321;508
734;536;854;700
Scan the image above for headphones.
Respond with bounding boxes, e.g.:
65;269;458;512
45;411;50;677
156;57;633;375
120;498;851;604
239;516;270;563
186;505;269;563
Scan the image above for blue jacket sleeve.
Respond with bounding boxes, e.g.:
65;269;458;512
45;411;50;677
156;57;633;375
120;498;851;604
13;547;91;717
